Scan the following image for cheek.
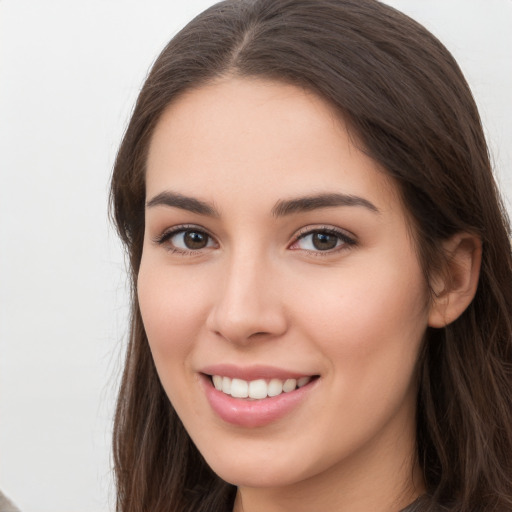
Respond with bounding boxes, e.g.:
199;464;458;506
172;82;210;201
291;256;429;384
292;264;428;452
137;260;210;360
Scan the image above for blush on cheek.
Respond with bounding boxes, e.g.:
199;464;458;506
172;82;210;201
138;273;200;357
142;305;199;358
298;264;428;368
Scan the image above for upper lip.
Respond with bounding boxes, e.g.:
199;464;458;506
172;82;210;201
199;364;315;381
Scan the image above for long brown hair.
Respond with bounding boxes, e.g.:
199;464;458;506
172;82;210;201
110;1;512;510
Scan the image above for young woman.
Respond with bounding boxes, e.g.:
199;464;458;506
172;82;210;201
110;1;512;511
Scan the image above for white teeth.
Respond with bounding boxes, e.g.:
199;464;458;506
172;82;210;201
222;376;232;394
231;378;249;398
267;378;283;397
282;378;297;392
248;379;268;399
297;376;310;388
211;375;313;399
212;375;223;390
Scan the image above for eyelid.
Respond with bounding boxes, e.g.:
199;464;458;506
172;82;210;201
152;224;218;252
151;223;356;255
289;225;357;252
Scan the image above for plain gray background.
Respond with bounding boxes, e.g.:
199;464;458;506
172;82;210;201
0;1;511;511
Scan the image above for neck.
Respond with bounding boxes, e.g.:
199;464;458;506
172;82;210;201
234;457;424;512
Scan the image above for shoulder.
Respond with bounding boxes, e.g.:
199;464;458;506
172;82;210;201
0;491;21;512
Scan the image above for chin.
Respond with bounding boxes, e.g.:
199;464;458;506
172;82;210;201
210;458;308;489
195;435;331;490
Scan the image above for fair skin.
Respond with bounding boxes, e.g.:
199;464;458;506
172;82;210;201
137;77;479;512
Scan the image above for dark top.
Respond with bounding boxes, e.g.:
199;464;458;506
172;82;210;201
400;495;429;512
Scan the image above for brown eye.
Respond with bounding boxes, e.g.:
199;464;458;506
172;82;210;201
311;232;338;250
291;228;356;253
158;227;216;252
182;230;209;249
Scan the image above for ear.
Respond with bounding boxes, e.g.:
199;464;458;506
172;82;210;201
428;232;482;328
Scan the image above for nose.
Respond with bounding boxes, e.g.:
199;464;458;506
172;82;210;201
206;250;288;345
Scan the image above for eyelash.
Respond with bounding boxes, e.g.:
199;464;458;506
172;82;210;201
289;226;357;256
153;224;357;256
153;224;217;255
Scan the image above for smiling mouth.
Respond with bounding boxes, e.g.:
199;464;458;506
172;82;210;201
209;375;318;400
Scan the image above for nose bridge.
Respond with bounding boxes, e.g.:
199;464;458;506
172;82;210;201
207;244;286;343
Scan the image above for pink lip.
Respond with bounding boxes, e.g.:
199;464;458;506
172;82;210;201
200;363;311;381
199;371;318;428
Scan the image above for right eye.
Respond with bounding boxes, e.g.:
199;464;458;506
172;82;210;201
155;226;217;253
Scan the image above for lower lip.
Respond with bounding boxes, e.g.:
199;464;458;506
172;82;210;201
201;375;317;428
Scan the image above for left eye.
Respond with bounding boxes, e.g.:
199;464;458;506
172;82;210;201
293;230;351;251
168;229;215;250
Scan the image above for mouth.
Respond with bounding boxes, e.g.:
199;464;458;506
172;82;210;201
199;369;319;428
209;374;316;400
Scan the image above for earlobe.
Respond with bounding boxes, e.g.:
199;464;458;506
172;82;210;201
428;233;482;328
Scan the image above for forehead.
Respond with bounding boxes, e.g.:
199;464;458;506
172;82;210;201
146;77;400;214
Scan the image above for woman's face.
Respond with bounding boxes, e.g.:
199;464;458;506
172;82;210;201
138;78;431;494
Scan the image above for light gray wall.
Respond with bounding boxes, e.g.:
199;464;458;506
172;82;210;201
0;1;510;511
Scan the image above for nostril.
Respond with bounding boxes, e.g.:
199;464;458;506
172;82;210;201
248;331;271;339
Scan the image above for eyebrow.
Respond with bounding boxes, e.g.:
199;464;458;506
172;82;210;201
145;191;379;217
146;191;219;217
271;193;379;217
